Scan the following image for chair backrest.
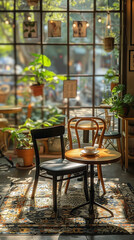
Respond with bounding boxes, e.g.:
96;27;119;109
31;125;65;165
68;117;106;149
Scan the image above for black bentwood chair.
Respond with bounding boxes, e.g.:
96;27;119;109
31;125;88;214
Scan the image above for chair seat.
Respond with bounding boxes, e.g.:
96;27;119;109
104;131;121;138
98;131;121;138
40;158;86;176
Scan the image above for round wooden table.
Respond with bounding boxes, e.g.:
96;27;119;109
70;121;104;143
0;105;22;114
65;148;121;217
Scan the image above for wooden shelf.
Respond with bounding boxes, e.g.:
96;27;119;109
121;117;134;170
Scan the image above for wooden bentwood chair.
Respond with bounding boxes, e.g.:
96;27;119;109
31;125;89;214
64;117;106;195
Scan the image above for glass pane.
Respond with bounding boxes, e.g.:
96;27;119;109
43;13;67;43
95;76;108;106
0;13;14;43
70;13;93;43
45;80;64;105
0;46;14;74
70;46;93;75
16;45;41;73
43;0;67;11
17;76;31;106
16;0;40;10
69;0;93;11
96;12;120;44
96;0;120;10
16;12;41;43
43;45;67;74
0;77;14;105
0;0;14;10
95;46;119;74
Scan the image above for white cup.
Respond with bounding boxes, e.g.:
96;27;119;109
84;146;96;154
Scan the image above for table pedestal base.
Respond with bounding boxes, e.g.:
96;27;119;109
71;164;114;218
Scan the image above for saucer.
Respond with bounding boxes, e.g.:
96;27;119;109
81;149;99;156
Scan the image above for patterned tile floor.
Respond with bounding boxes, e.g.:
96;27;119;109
0;151;134;239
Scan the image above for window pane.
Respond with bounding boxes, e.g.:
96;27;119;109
0;46;14;74
0;0;14;10
43;13;67;44
16;0;40;10
95;12;120;44
17;76;31;106
70;46;93;75
0;77;14;105
16;12;41;43
16;45;41;72
95;76;106;106
69;0;93;11
43;0;67;11
95;46;119;74
43;45;67;74
0;13;14;43
69;13;93;43
96;0;120;10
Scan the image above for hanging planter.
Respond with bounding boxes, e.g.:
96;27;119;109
27;0;39;6
103;11;114;53
104;37;114;52
30;84;44;97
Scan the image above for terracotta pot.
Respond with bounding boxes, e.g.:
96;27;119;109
30;84;44;97
104;37;114;52
111;82;118;91
119;104;130;117
16;148;34;166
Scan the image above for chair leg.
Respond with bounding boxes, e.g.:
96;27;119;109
117;138;123;168
31;172;39;198
64;174;71;194
53;176;57;213
97;165;106;194
83;169;89;201
58;176;63;193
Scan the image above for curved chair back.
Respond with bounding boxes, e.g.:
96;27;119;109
68;116;106;149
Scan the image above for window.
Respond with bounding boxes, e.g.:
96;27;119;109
0;0;121;122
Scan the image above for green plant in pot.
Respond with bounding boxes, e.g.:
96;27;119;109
3;114;65;168
104;68;119;91
19;53;66;97
104;84;134;118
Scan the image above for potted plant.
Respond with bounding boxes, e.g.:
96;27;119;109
3;113;65;168
104;68;119;91
19;53;66;97
104;84;134;118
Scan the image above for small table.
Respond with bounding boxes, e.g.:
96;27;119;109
70;121;103;143
65;148;121;217
0;105;22;114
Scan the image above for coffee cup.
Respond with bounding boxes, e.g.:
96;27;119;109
84;146;96;154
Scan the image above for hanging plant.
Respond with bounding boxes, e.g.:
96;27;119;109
103;12;114;52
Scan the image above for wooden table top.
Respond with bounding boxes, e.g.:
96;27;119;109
99;104;112;109
70;121;103;130
0;106;22;114
65;148;121;165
